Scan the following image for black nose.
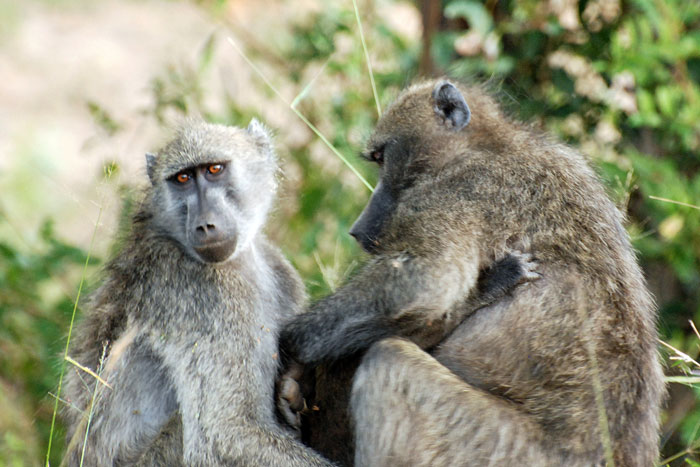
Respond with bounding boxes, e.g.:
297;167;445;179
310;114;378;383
195;222;220;243
197;223;216;234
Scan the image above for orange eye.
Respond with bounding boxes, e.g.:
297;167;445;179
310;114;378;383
176;172;190;184
208;164;224;175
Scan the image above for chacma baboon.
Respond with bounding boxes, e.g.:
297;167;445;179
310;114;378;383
281;80;664;466
61;120;333;466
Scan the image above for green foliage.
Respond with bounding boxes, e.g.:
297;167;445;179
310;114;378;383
274;3;417;296
0;216;98;465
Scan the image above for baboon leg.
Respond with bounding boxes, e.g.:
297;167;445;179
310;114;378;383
350;338;562;467
135;415;184;466
63;339;178;466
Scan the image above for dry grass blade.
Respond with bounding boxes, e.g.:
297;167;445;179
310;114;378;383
578;307;615;465
649;195;700;210
59;327;137;466
689;320;700;342
665;376;700;384
79;345;108;466
659;338;700;368
48;392;82;414
64;356;113;390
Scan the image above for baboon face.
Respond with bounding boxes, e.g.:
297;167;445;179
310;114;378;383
147;120;277;263
163;161;239;263
350;81;471;254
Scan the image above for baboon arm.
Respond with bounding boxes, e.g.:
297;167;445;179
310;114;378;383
281;250;480;365
351;338;563;467
62;333;178;466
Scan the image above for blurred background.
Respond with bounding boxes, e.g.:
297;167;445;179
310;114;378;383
0;0;699;464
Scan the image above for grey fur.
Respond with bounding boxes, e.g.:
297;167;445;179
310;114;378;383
61;120;332;466
283;80;664;466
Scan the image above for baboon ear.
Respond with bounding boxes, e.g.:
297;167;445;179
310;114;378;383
246;118;273;149
432;81;471;131
145;153;157;184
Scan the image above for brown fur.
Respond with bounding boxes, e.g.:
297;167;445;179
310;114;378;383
288;81;664;466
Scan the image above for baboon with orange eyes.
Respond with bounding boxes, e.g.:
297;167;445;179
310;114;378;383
61;120;334;466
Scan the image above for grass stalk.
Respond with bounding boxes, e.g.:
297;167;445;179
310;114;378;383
290;107;374;192
351;0;381;118
64;355;112;389
46;165;117;465
649;195;700;210
79;346;108;466
227;36;374;192
45;205;104;466
576;294;615;466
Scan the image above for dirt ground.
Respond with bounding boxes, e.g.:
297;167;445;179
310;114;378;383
0;0;328;255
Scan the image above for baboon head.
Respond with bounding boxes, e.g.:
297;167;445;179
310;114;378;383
146;119;277;263
350;80;471;254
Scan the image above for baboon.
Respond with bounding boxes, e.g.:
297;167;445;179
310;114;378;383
297;251;540;466
61;120;333;466
281;80;664;466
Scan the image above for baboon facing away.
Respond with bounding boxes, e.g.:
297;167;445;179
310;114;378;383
61;120;333;466
282;80;664;466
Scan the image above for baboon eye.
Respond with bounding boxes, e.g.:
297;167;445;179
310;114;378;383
207;164;224;175
371;148;384;164
176;172;191;184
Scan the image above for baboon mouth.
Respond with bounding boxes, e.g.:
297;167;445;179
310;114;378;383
193;239;237;263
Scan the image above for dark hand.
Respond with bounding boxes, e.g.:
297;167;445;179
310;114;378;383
276;359;306;437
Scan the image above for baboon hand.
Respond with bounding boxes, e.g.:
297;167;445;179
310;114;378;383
510;250;541;284
276;359;306;436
